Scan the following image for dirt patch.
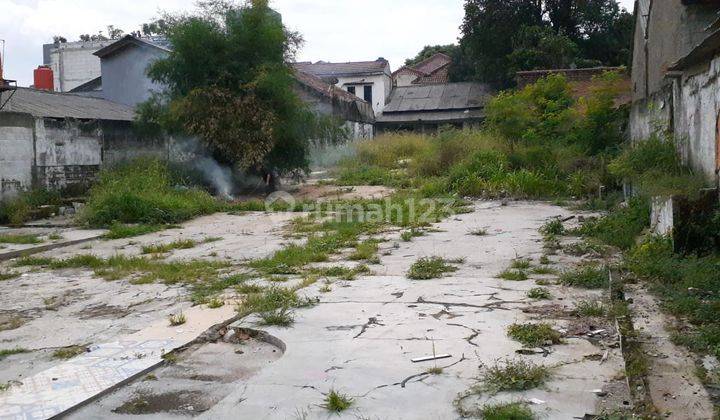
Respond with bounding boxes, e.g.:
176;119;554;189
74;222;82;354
0;310;37;332
522;303;573;318
76;304;130;320
113;390;211;415
290;184;394;201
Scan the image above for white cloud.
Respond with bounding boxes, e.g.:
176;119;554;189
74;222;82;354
1;0;635;87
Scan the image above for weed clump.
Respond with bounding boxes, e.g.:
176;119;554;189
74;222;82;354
527;287;552;300
321;389;353;412
0;272;19;281
80;159;217;227
577;197;650;250
142;239;197;254
407;256;459;280
258;307;294;327
574;300;606;317
540;219;564;236
481;359;552;393
497;269;529;281
0;348;28;360
560;265;607;289
168;313;186;326
507;323;563;347
0;234;42;245
52;346;85;359
479;402;534;420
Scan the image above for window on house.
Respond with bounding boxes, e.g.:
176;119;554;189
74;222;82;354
364;86;372;103
347;86;356;95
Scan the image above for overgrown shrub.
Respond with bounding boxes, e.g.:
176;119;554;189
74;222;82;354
578;197;650;250
80;159;218;226
626;235;720;358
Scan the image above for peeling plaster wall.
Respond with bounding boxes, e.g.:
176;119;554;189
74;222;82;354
0;113;35;199
675;56;720;179
0;114;168;202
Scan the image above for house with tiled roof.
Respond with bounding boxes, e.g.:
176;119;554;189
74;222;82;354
293;59;392;114
392;53;452;87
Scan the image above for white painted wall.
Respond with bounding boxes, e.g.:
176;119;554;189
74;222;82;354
0;116;34;200
395;73;418;87
336;72;392;115
46;40;113;92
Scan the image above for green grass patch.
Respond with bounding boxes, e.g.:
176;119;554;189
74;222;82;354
19;253;229;285
510;258;532;270
80;159;218;227
168;313;186;326
574;300;606;317
0;272;20;281
0;234;42;244
52;346;85;360
349;240;379;262
497;269;528;281
479;402;534;420
527;287;552;300
481;359;552;393
258;307;294;327
142;239;197;254
540;219;564;236
507;323;563;347
560;265;607;289
401;228;426;242
0;348;29;360
407;256;459;280
576;197;650;250
14;256;53;267
321;389;353;412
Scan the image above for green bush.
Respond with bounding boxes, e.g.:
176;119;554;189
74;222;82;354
578;197;650;250
626;235;720;357
80;159;218;226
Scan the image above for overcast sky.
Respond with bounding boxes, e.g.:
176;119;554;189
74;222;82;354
0;0;636;87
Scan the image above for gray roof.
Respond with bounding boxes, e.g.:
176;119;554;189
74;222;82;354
0;88;135;121
382;82;493;114
94;35;171;59
293;60;389;78
377;109;485;124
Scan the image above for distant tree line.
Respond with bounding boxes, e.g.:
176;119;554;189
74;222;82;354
408;0;634;88
52;19;169;44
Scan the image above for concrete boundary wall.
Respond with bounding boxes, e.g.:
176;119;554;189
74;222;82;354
0;113;168;201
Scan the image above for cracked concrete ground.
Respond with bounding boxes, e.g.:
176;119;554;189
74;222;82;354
0;212;299;385
68;201;631;419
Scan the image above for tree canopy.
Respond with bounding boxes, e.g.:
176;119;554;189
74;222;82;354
138;0;340;176
452;0;633;87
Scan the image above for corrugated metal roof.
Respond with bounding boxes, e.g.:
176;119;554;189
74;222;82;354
383;82;493;113
377;109;485;124
293;60;389;78
1;88;135;121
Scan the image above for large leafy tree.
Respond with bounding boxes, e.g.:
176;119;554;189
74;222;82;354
453;0;633;87
138;0;339;177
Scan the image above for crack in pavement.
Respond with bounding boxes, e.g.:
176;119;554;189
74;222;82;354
446;323;481;347
416;297;523;311
353;317;385;339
